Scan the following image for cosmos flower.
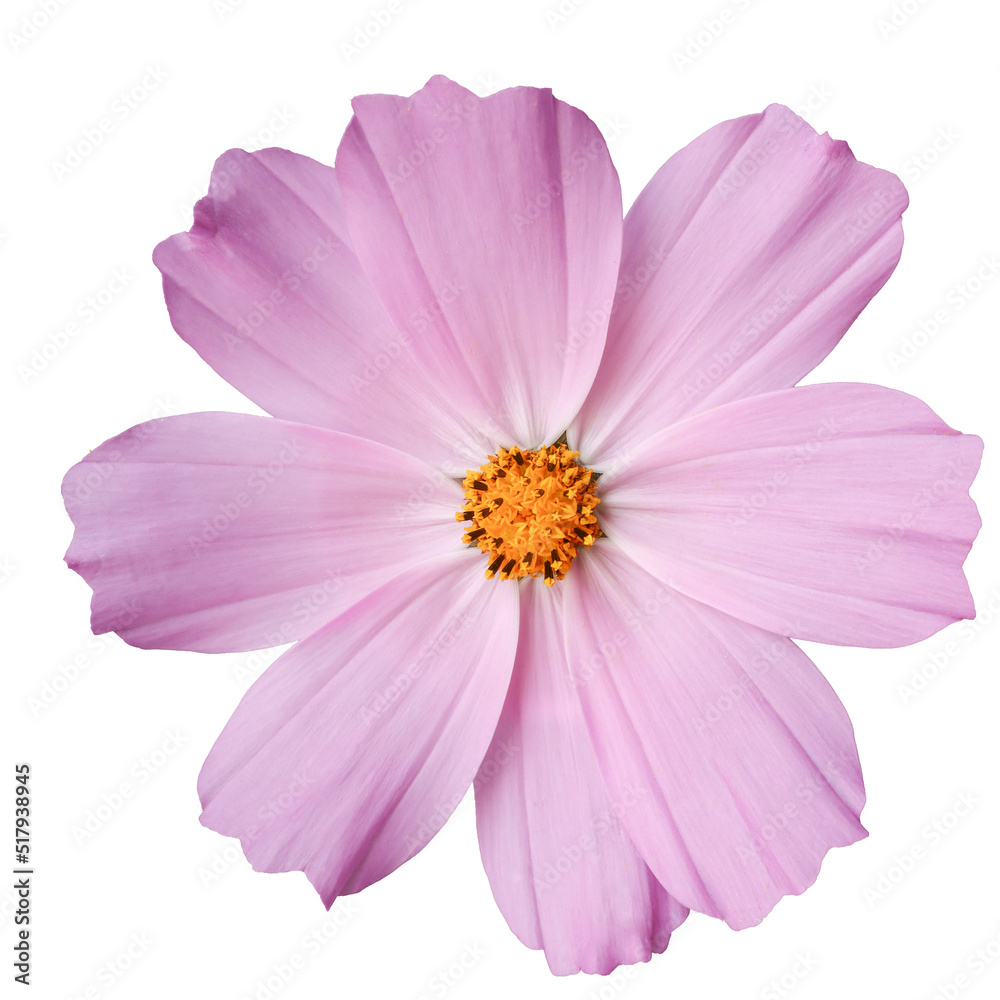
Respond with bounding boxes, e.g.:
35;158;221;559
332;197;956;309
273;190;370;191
62;76;982;976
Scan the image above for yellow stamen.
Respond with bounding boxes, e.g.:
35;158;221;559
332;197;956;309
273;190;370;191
455;444;601;585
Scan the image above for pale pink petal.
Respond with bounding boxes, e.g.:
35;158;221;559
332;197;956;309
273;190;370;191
154;146;490;471
570;103;907;469
564;543;866;928
599;383;982;647
62;412;462;652
199;551;519;904
335;75;622;449
475;580;687;976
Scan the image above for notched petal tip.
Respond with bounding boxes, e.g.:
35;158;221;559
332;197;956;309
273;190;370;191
759;101;910;208
572;101;912;468
336;74;623;451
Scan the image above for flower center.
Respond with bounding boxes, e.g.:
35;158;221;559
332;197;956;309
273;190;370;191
455;444;601;585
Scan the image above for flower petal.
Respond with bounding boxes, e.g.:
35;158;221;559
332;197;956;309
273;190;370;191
599;383;982;647
335;75;623;450
198;551;519;904
153;146;484;471
564;542;866;928
475;580;687;976
570;103;907;469
62;412;462;652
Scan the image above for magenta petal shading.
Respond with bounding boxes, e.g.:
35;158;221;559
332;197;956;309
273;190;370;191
598;383;982;647
335;75;623;450
198;551;519;904
154;147;489;471
475;581;688;976
564;543;867;928
570;103;907;469
62;412;461;652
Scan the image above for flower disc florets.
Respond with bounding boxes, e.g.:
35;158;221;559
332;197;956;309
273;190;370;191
455;443;601;585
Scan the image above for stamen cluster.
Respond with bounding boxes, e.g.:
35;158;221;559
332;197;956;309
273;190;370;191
456;444;601;585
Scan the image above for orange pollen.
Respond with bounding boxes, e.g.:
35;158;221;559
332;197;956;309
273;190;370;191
455;444;601;586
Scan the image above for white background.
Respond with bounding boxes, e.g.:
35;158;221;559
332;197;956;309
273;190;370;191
4;0;999;997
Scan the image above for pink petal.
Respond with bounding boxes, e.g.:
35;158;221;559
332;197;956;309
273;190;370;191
475;580;687;976
564;542;867;928
570;103;907;469
335;75;622;450
599;383;982;647
199;551;519;905
62;412;462;652
153;146;488;471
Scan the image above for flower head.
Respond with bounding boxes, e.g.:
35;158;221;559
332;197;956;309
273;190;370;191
62;76;982;976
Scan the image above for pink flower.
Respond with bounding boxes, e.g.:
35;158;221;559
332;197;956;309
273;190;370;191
62;76;982;976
